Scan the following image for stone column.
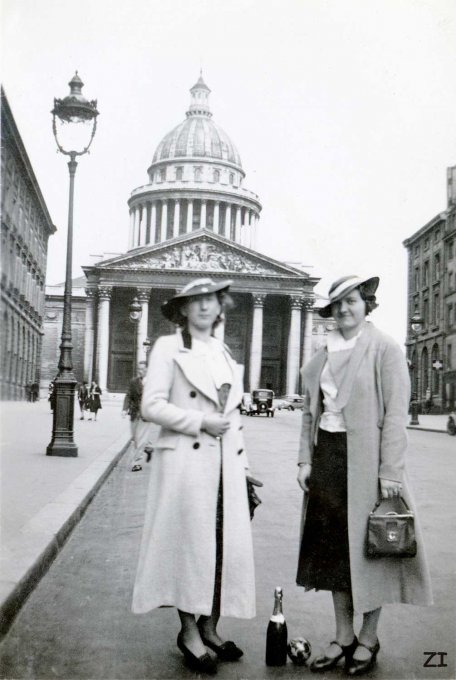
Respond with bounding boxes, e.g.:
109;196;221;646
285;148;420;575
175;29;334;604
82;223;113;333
235;206;242;243
161;200;168;240
213;318;225;342
249;294;266;390
214;201;220;234
150;202;157;244
225;204;232;239
186;199;193;233
136;289;151;364
302;296;315;372
286;295;303;394
133;206;140;247
128;210;135;249
200;200;207;229
83;288;96;383
140;205;147;246
96;286;112;392
173;199;180;238
251;214;258;249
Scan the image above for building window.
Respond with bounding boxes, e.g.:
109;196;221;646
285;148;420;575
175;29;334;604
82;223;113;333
421;346;429;397
448;344;452;370
229;172;234;184
432;344;440;394
414;244;419;258
435;228;440;241
433;254;440;282
423;261;429;287
194;166;202;182
213;169;220;183
159;168;166;182
449;304;454;330
448;239;454;260
175;167;183;181
423;298;429;327
449;271;454;290
424;238;430;250
433;293;439;326
414;267;420;291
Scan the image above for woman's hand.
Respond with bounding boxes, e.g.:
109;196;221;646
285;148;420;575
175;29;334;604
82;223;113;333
201;414;231;437
297;463;312;492
380;477;402;499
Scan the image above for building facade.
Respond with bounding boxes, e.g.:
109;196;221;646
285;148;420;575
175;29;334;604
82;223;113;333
403;166;456;412
1;88;56;400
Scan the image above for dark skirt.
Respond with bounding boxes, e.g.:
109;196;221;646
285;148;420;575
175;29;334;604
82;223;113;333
296;429;351;592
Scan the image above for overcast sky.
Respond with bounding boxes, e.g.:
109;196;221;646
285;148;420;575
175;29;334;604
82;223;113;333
2;0;455;345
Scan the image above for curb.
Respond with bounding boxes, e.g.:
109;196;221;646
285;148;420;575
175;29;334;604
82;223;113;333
0;435;131;639
407;426;448;434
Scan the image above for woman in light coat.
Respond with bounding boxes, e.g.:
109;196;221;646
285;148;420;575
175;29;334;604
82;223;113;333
296;275;432;677
132;278;256;676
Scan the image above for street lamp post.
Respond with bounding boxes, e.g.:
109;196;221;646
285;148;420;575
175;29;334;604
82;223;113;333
47;73;99;457
129;297;142;376
409;309;424;426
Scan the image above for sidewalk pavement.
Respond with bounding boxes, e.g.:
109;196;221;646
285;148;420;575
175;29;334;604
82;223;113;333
406;414;449;434
0;397;132;637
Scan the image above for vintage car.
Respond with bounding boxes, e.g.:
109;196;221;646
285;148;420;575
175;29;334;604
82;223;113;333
275;394;306;411
248;389;275;417
240;392;252;415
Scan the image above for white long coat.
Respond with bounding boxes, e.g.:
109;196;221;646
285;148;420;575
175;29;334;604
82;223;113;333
298;322;433;613
132;331;256;619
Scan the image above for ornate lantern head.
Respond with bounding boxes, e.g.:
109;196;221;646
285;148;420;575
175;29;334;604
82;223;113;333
52;72;99;156
129;297;142;323
410;309;424;335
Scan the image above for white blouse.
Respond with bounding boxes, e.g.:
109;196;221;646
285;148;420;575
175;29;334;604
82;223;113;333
192;337;233;388
319;329;362;433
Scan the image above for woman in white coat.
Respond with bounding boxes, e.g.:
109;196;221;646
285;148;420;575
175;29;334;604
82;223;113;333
132;278;257;675
296;275;432;677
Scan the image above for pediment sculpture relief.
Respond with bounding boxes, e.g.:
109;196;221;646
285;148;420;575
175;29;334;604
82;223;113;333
119;242;278;275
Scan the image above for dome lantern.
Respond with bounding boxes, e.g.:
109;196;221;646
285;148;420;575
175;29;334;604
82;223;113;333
187;71;212;118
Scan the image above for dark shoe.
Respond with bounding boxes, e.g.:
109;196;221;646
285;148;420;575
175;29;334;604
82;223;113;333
200;637;243;661
310;637;358;673
346;640;380;676
177;633;217;675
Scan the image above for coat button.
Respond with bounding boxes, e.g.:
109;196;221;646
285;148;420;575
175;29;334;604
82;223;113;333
193;442;200;449
238;448;244;455
190;390;197;398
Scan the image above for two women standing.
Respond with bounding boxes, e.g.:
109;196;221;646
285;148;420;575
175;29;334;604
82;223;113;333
132;273;432;676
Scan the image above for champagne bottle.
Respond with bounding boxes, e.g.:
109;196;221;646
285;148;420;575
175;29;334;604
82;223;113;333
265;586;288;666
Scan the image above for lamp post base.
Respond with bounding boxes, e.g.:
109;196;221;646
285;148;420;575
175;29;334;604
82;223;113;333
46;374;78;457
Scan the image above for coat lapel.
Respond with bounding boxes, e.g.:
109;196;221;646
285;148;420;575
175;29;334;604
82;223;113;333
223;358;244;415
334;322;374;410
174;350;220;406
304;349;326;420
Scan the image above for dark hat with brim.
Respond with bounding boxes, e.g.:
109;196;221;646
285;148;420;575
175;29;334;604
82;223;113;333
319;275;380;318
161;277;232;323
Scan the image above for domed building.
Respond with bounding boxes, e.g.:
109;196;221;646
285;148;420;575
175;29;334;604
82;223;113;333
127;74;262;249
44;75;320;395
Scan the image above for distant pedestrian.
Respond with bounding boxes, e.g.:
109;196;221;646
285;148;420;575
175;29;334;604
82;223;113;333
296;275;432;676
122;361;151;471
31;382;39;402
48;381;55;411
87;381;102;421
77;381;89;420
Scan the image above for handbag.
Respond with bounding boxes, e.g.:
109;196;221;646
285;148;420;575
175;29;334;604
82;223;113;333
366;496;417;558
246;476;263;520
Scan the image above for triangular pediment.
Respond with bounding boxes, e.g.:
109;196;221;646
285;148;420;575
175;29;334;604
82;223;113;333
90;230;308;279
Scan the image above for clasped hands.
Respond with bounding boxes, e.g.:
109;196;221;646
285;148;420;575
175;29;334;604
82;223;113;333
297;463;402;498
201;414;231;438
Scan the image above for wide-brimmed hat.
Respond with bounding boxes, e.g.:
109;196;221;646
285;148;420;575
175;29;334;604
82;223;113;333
319;275;379;318
161;277;232;323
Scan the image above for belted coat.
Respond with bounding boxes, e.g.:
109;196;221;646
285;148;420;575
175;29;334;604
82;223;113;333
298;321;433;613
132;331;256;618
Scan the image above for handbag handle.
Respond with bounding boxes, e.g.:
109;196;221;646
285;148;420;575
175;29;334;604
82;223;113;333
371;496;411;514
